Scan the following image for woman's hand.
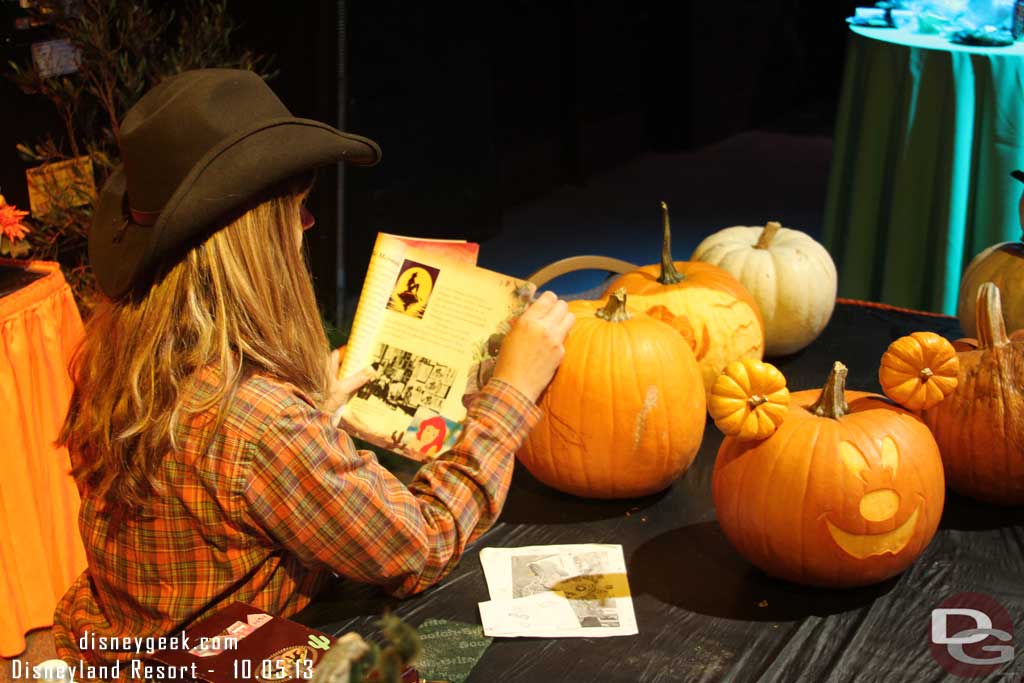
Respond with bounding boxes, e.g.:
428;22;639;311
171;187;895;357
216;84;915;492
325;346;376;423
491;291;575;403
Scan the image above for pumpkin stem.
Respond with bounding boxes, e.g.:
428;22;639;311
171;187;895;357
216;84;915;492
596;288;632;323
748;394;768;408
976;282;1010;349
754;221;782;249
919;367;934;381
809;361;849;419
657;201;685;285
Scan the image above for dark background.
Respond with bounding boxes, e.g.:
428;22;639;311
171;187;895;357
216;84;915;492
0;0;859;321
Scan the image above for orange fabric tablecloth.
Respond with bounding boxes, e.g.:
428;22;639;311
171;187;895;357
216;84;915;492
0;261;87;657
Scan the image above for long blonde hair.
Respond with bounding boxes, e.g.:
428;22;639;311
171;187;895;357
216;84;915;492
61;175;328;517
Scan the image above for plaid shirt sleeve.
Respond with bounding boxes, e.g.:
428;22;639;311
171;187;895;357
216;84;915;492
241;378;540;597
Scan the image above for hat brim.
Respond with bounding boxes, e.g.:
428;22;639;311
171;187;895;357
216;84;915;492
90;117;380;298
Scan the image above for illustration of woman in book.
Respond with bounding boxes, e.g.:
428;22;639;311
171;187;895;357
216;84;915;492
412;415;447;457
386;260;438;319
397;272;421;309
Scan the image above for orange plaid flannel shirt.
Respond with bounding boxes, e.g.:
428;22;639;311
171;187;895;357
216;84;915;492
53;369;538;666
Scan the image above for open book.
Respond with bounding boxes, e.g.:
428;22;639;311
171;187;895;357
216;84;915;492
337;233;530;461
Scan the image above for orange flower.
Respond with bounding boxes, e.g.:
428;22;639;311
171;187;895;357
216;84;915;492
0;195;30;242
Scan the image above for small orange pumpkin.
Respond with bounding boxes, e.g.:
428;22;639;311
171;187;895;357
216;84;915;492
518;289;706;498
878;332;959;411
708;359;789;441
603;202;764;394
713;362;945;587
923;283;1024;505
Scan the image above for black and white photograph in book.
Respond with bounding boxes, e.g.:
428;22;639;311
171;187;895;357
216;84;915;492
355;342;458;417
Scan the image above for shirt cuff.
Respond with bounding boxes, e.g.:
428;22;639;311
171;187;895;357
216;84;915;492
467;378;543;445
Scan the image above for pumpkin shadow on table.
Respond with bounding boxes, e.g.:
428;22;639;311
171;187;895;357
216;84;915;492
629;521;898;622
939;490;1024;531
499;466;669;525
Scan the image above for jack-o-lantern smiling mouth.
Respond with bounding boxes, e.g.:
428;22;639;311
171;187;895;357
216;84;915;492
823;437;924;559
825;506;921;559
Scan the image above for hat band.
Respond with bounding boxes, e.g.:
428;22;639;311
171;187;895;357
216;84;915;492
130;207;161;226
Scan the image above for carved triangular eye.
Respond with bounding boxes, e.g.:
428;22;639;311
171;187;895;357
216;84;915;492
839;441;870;482
840;438;899;481
881;436;899;476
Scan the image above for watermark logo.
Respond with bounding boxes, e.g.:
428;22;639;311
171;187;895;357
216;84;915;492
930;592;1015;678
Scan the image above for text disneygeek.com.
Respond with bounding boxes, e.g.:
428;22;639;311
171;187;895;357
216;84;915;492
8;631;240;680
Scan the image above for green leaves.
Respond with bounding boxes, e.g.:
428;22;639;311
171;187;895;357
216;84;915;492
0;235;31;258
7;0;272;313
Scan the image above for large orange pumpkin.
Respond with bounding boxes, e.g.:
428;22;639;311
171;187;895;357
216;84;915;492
713;362;945;587
518;289;706;498
604;202;764;394
923;282;1024;505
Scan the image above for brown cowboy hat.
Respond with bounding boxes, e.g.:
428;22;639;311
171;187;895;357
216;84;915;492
89;68;381;298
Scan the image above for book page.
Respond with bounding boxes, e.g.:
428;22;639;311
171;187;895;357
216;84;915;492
339;233;479;381
340;246;527;461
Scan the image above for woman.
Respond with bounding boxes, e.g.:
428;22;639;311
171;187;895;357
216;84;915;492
53;69;573;666
412;415;449;457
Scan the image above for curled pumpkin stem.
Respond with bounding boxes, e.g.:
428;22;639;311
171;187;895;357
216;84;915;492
976;282;1010;349
657;201;685;285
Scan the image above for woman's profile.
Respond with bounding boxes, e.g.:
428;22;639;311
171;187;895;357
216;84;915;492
398;272;421;310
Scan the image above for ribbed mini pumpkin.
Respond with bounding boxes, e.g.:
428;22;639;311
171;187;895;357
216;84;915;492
603;203;764;394
878;332;959;411
924;283;1024;505
708;358;789;441
518;289;706;498
713;362;945;587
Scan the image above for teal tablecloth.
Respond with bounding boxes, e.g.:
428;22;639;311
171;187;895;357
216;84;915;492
823;26;1024;314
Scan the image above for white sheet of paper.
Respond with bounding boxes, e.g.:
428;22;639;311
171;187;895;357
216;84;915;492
478;592;580;637
478;544;638;638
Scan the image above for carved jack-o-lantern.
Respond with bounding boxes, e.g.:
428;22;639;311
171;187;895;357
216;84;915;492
712;362;946;588
826;437;922;560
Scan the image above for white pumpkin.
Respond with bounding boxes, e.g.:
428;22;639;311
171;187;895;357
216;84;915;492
691;221;837;357
957;234;1024;337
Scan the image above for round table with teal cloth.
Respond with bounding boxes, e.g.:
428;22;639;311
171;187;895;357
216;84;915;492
823;25;1024;315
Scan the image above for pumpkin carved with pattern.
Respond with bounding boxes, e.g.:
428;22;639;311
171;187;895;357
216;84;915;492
713;362;945;587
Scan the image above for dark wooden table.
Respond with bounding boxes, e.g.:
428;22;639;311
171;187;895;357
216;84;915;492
296;301;1024;683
